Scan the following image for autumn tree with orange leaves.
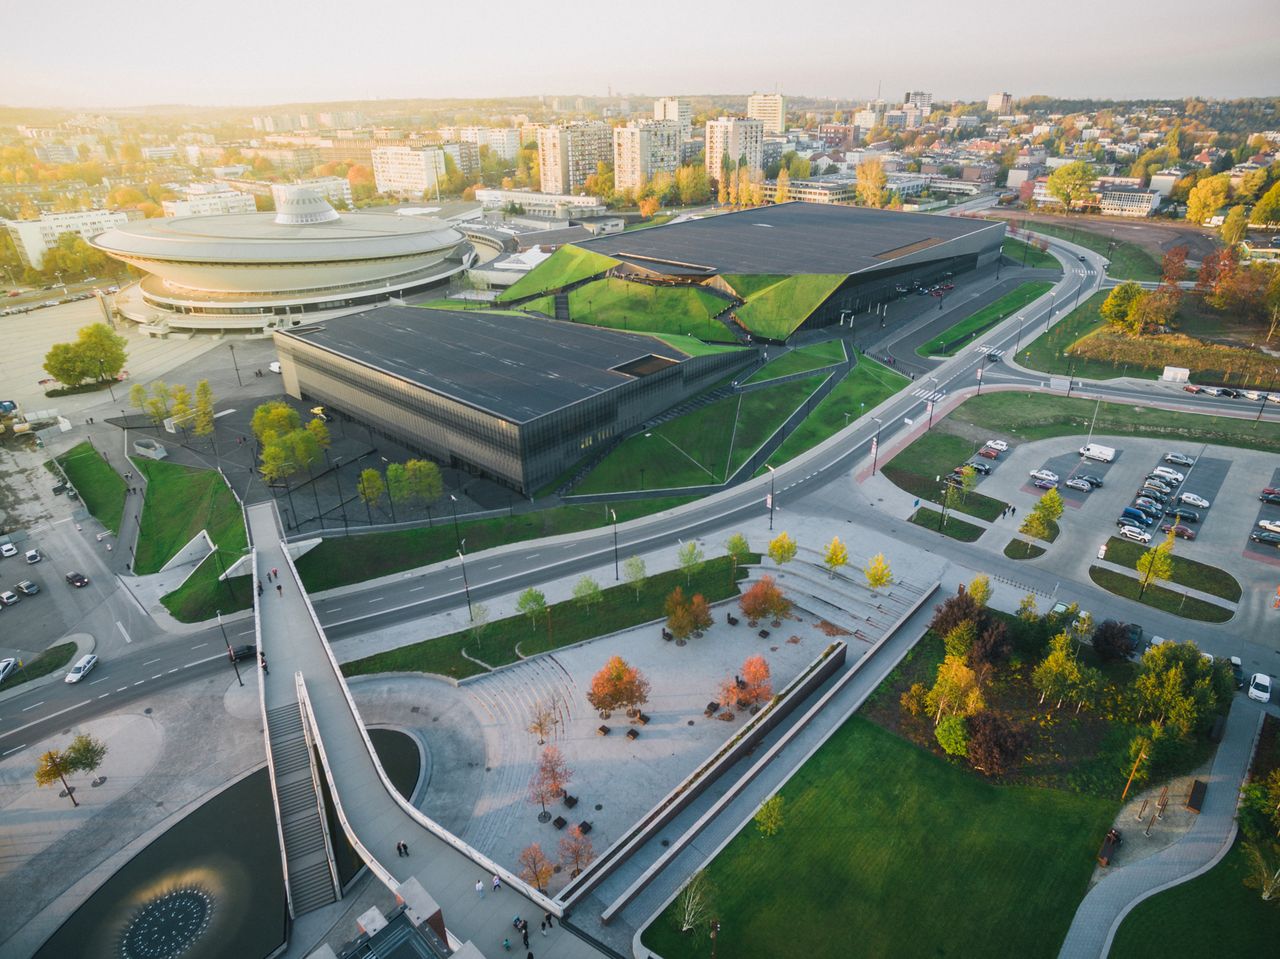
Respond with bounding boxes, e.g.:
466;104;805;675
586;656;651;717
739;575;789;624
559;825;595;877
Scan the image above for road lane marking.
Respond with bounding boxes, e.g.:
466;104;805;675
329;607;343;612
2;745;27;757
191;642;208;649
98;693;109;699
89;678;107;685
487;564;503;570
168;668;179;673
143;658;161;666
409;586;425;592
368;598;382;604
151;674;162;680
133;680;145;686
21;701;45;711
449;576;461;581
528;553;540;558
117;687;127;692
238;629;254;636
116;621;132;644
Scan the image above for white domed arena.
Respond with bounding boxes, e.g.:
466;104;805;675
90;187;476;335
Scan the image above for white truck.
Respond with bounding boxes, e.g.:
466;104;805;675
1079;443;1116;463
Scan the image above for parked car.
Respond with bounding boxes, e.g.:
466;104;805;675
65;571;89;587
1029;469;1059;483
943;474;966;489
1178;492;1210;508
1248;673;1272;704
1119;510;1154;527
977;446;1000;460
1262;487;1280;496
0;590;18;606
1182;384;1203;394
1118;525;1153;544
1163;452;1196;467
1258;519;1280;534
1151;466;1185;483
1079;474;1104;488
966;461;992;475
1220;388;1241;398
1230;657;1246;689
1164;507;1200;523
64;653;98;683
0;544;16;558
1065;478;1092;492
1242;390;1265;400
1260;493;1280;505
1138;486;1169;503
1133;497;1163;514
1144;476;1174;494
985;439;1010;452
228;644;256;662
0;657;17;683
24;549;40;564
1200;387;1224;397
1033;478;1057;490
1160;523;1197;540
15;580;39;595
1250;530;1280;547
268;361;282;374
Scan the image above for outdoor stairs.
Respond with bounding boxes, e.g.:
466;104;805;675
554;293;570;321
266;702;339;916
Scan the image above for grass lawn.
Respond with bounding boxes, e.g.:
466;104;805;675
295;496;697;593
1103;537;1242;602
1017;291;1126;379
160;551;254;623
1005;538;1047;559
722;274;786;300
0;642;77;690
497;245;618;301
947;392;1280;456
763;357;910;469
917;281;1053;357
1020;221;1162;281
55;442;125;534
910;506;985;541
567;277;731;340
1088;566;1233;623
343;554;752;681
1109;836;1280;958
743;340;845;385
132;460;248;574
624;214;675;231
733;274;846;340
641;716;1116;959
575;376;825;493
882;431;1009;521
645;333;745;358
1003;236;1061;270
522;294;555;315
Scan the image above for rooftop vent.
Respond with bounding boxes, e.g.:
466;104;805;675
273;187;340;226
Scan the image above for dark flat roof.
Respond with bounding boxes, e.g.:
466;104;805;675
278;305;688;423
577;201;999;276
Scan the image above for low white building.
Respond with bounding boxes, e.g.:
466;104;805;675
1098;187;1160;217
162;184;258;218
473;188;607;219
1148;169;1182;197
283;176;354;209
3;209;131;269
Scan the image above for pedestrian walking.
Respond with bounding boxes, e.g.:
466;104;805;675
502;939;510;952
540;920;546;936
257;582;263;596
1011;505;1017;516
272;567;278;579
527;952;534;959
521;930;529;948
260;655;269;675
475;879;484;898
276;584;282;597
544;912;553;928
492;874;501;892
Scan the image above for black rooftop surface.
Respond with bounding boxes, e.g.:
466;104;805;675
577;201;1000;275
279;305;688;423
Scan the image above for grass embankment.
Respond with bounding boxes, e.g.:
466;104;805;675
0;642;77;690
343;554;753;681
567;277;732;340
1109;836;1280;957
55;442;125;534
296;496;697;593
744;340;845;384
764;357;910;468
1005;539;1047;559
722;274;786;299
641;716;1115;959
1018;291;1118;378
882;432;1009;521
910;506;985;541
497;245;618;301
523;295;555;315
948;392;1280;456
624;214;675;231
733;274;846;341
1002;236;1061;270
132;461;246;574
645;333;745;358
1021;221;1161;281
1103;537;1241;602
918;282;1053;357
575;376;825;493
1088;567;1233;623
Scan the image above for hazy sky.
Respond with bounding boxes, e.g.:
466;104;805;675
5;0;1278;108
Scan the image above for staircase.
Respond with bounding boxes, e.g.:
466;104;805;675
554;293;570;321
267;701;339;916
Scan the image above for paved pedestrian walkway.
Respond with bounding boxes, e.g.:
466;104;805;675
1056;700;1263;959
247;500;607;958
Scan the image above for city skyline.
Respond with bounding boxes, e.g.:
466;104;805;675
3;0;1278;109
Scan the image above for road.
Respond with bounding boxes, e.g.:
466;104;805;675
3;227;1276;758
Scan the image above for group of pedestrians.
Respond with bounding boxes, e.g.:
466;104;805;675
265;566;282;596
1000;505;1018;518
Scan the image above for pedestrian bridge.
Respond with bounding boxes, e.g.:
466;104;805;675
247;501;606;958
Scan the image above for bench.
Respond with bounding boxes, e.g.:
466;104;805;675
662;628;673;641
563;794;578;809
626;728;639;740
597;725;610;736
726;614;739;626
577;821;592;835
635;712;650;725
1097;834;1119;867
705;701;719;717
758;629;770;639
553;816;567;830
1185;779;1207;813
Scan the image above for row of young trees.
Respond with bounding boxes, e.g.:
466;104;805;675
130;378;217;438
763;530;894;589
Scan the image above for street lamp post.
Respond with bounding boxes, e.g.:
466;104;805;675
217;609;243;687
766;465;776;530
380;457;397;523
936;475;951;531
457;539;473;620
610;509;619;580
449;493;461;548
332;455;350;533
871;417;883;475
98;358;115;402
228;342;243;387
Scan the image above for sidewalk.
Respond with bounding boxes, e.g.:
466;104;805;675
1056;700;1263;959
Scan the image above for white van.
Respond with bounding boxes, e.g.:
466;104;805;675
1079;443;1116;463
65;653;98;683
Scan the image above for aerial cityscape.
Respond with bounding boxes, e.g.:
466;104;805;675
2;4;1280;958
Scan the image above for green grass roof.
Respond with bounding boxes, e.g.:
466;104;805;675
497;244;619;301
733;274;847;340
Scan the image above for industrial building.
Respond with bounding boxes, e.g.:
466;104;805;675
273;305;752;493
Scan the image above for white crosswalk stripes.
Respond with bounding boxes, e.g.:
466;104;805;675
976;345;1005;357
911;388;945;402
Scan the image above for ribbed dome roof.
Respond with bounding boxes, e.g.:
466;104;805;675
273;187;341;225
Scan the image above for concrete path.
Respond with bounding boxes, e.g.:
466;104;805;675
247;500;608;958
1057;699;1263;959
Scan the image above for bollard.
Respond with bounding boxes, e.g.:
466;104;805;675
1136;799;1149;821
1144;811;1157;837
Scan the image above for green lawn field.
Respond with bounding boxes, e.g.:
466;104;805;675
55;442;125;534
882;431;1009;521
1102;536;1241;602
497;244;619;301
733;274;846;340
641;717;1116;959
1088;566;1233;623
567;277;732;340
917;281;1053;356
1003;236;1061;269
132;460;247;574
1021;222;1161;281
743;340;845;384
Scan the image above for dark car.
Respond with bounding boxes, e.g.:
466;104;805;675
65;571;89;587
1033;478;1057;490
1160;523;1197;540
966;461;992;475
227;644;256;662
1250;530;1280;547
978;446;1000;460
51;482;67;495
1144;476;1174;493
1118;513;1154;528
1079;475;1104;488
1138;486;1168;503
1260;492;1280;505
1164;507;1200;523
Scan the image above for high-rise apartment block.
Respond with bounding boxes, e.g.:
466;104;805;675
653;97;693;143
536;122;611;194
987;92;1013;114
747;93;787;135
161;183;258;217
275;176;354;209
613;120;680;192
447;127;522;161
371;146;447;197
3;209;131;269
704;117;764;181
854;100;887;131
904;91;933;113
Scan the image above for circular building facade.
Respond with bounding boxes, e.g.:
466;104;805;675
91;188;474;334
